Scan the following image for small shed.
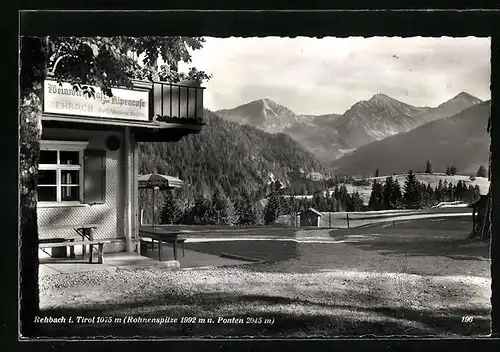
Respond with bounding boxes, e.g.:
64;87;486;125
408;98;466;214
298;208;323;227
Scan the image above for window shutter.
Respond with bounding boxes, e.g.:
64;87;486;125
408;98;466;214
83;149;106;204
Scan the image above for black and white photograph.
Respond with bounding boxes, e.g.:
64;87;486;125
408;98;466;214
19;19;495;339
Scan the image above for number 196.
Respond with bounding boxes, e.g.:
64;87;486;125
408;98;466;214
461;316;474;323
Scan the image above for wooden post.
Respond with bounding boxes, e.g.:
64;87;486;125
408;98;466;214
173;237;178;260
124;126;133;252
88;228;94;264
158;239;162;261
69;238;75;259
80;237;85;258
152;188;156;229
132;140;140;253
329;212;331;228
346;213;350;229
472;206;476;228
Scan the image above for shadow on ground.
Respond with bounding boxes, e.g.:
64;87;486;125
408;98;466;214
330;218;490;261
344;232;489;261
37;288;491;338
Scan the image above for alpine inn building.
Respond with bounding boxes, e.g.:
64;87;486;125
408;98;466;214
37;78;204;258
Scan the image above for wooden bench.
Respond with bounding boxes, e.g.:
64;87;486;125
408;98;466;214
39;224;100;258
39;239;120;264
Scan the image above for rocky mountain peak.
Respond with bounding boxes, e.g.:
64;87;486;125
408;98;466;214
449;92;482;104
369;93;395;103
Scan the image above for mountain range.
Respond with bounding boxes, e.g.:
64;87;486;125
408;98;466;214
331;100;491;177
216;92;483;162
138;90;489;208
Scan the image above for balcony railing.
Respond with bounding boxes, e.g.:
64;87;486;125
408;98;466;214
152;81;205;125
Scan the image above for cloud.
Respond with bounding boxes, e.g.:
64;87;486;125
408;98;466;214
179;36;491;115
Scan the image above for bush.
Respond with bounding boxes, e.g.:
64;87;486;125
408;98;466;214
352;179;371;187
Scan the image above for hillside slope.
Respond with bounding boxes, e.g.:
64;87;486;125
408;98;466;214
412;92;483;127
138;110;326;201
331;101;491;177
329;173;490;205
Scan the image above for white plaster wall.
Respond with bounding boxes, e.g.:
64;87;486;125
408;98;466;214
37;127;127;256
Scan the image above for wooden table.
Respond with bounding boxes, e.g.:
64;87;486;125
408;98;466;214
139;229;185;261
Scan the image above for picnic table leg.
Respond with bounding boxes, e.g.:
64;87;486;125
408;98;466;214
82;236;86;259
98;243;104;264
75;228;85;259
87;228;94;263
173;239;178;261
68;239;75;258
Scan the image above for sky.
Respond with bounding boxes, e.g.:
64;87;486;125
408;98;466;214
177;36;491;115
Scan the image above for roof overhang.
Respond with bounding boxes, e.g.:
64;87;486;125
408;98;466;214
42;113;204;142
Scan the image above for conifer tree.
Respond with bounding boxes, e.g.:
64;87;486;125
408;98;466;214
444;182;451;202
351;192;364;212
455;180;465;200
368;180;384;210
205;188;234;225
445;166;451;176
383;176;395;209
477;165;488;178
338;185;352;211
160;192;183;225
448;182;455;201
236;189;257;225
375;168;380;178
288;192;300;227
427;184;436;205
425;160;433;174
225;199;238;225
419;183;431;207
324;188;331;206
403;170;422;209
449;164;457;176
326;190;337;212
184;195;211;225
264;181;282;225
391;179;403;209
333;185;340;211
436;179;444;202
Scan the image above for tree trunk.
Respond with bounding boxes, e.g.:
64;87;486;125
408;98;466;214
481;194;491;242
488;35;497;335
19;91;43;337
20;36;46;337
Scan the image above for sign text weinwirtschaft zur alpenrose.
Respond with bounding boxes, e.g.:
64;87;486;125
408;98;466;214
43;80;149;121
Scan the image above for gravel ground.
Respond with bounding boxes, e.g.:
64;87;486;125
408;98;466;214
38;218;492;338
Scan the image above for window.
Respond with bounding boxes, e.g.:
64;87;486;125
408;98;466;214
39;141;89;203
